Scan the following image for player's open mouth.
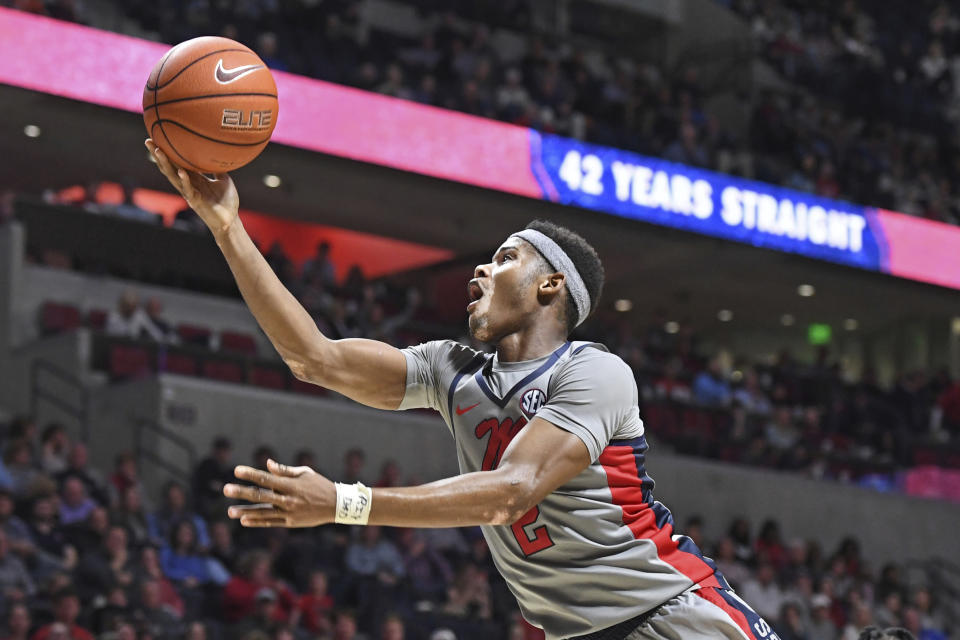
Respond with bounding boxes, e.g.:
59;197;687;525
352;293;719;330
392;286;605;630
467;279;484;312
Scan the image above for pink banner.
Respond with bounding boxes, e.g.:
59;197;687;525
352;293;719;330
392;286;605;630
0;7;541;198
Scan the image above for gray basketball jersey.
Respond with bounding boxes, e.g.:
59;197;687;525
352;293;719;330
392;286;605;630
399;340;726;639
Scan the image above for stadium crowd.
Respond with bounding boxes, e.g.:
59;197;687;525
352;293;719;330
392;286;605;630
0;416;954;640
8;0;960;225
7;190;960;483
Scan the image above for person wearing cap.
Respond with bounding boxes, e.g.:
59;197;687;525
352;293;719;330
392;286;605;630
150;144;773;640
809;593;838;640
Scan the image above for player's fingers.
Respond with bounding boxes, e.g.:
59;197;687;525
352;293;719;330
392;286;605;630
267;459;309;477
233;465;294;492
223;483;293;508
227;503;277;519
151;146;186;191
177;168;199;202
240;516;289;528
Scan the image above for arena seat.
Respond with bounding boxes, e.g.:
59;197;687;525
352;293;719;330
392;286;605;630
163;351;199;376
86;308;108;331
177;324;212;347
202;358;245;383
249;365;287;390
108;343;152;379
220;330;257;355
40;301;82;334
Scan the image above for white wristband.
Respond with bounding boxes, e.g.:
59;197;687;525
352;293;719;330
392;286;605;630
334;482;373;525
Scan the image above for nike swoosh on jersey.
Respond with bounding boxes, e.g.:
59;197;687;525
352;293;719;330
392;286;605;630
214;59;266;84
455;402;481;416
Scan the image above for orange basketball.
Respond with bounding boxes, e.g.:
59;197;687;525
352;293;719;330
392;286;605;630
142;36;279;173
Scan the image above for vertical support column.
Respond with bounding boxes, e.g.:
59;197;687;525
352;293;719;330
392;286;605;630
0;220;25;351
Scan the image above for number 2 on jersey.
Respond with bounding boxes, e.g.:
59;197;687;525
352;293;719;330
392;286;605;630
475;416;556;556
511;505;554;556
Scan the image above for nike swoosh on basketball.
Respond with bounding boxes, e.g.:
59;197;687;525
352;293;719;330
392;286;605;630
456;402;481;416
214;59;266;84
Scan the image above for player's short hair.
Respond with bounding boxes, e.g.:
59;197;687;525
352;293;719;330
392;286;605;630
525;220;604;332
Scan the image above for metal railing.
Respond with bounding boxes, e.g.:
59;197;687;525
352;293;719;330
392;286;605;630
30;359;90;442
131;415;197;486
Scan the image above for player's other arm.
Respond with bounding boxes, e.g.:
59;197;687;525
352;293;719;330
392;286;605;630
145;139;406;409
225;417;591;528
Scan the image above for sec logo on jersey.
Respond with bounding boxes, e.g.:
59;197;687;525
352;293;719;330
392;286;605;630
520;388;547;418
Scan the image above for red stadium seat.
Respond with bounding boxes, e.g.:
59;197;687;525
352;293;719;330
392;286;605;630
164;352;198;376
177;324;212;347
86;308;108;331
108;343;152;379
220;330;257;355
202;359;244;383
40;301;81;334
250;366;286;390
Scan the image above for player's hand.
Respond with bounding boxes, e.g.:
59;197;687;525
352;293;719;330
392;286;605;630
144;138;239;236
223;459;336;528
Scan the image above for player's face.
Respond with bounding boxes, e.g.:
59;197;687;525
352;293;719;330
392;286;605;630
467;238;546;343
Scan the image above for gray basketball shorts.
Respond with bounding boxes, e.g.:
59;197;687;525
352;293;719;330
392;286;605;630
623;586;782;640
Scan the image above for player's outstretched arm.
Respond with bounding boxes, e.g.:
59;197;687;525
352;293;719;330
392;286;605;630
145;139;407;410
223;416;591;528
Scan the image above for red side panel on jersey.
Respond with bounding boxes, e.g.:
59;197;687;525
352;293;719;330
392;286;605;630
599;443;719;588
694;587;754;639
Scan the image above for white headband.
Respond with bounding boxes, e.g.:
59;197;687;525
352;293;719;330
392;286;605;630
511;229;591;327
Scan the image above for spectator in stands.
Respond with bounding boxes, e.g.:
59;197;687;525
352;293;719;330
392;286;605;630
30;589;94;640
56;443;107;506
3;440;40;498
59;476;98;526
381;614;405;640
192;436;234;519
808;593;839;640
765;405;800;455
105;290;165;342
110;181;159;224
0;530;35;603
144;298;177;344
0;490;33;558
108;452;143;507
111;486;149;546
442;563;493;620
693;357;732;407
208;520;237;573
131;578;184;639
1;602;31;640
740;561;784;622
712;537;750;590
301;241;337;290
40;424;70;475
344;526;405;624
26;496;77;577
251;445;276;472
158;520;218;587
133;545;185;619
296;570;334;636
399;528;453;605
147;482;210;550
76;525;133;600
222;550;296;624
342;448;367;484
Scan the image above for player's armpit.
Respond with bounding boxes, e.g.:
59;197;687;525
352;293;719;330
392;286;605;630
494;416;592;522
301;337;408;410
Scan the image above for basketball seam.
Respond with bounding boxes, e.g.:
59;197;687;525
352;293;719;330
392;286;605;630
150;121;205;172
145;48;253;90
142;92;278;112
153;48;183;174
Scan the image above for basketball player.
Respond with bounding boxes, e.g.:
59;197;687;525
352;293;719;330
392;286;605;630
145;139;777;640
